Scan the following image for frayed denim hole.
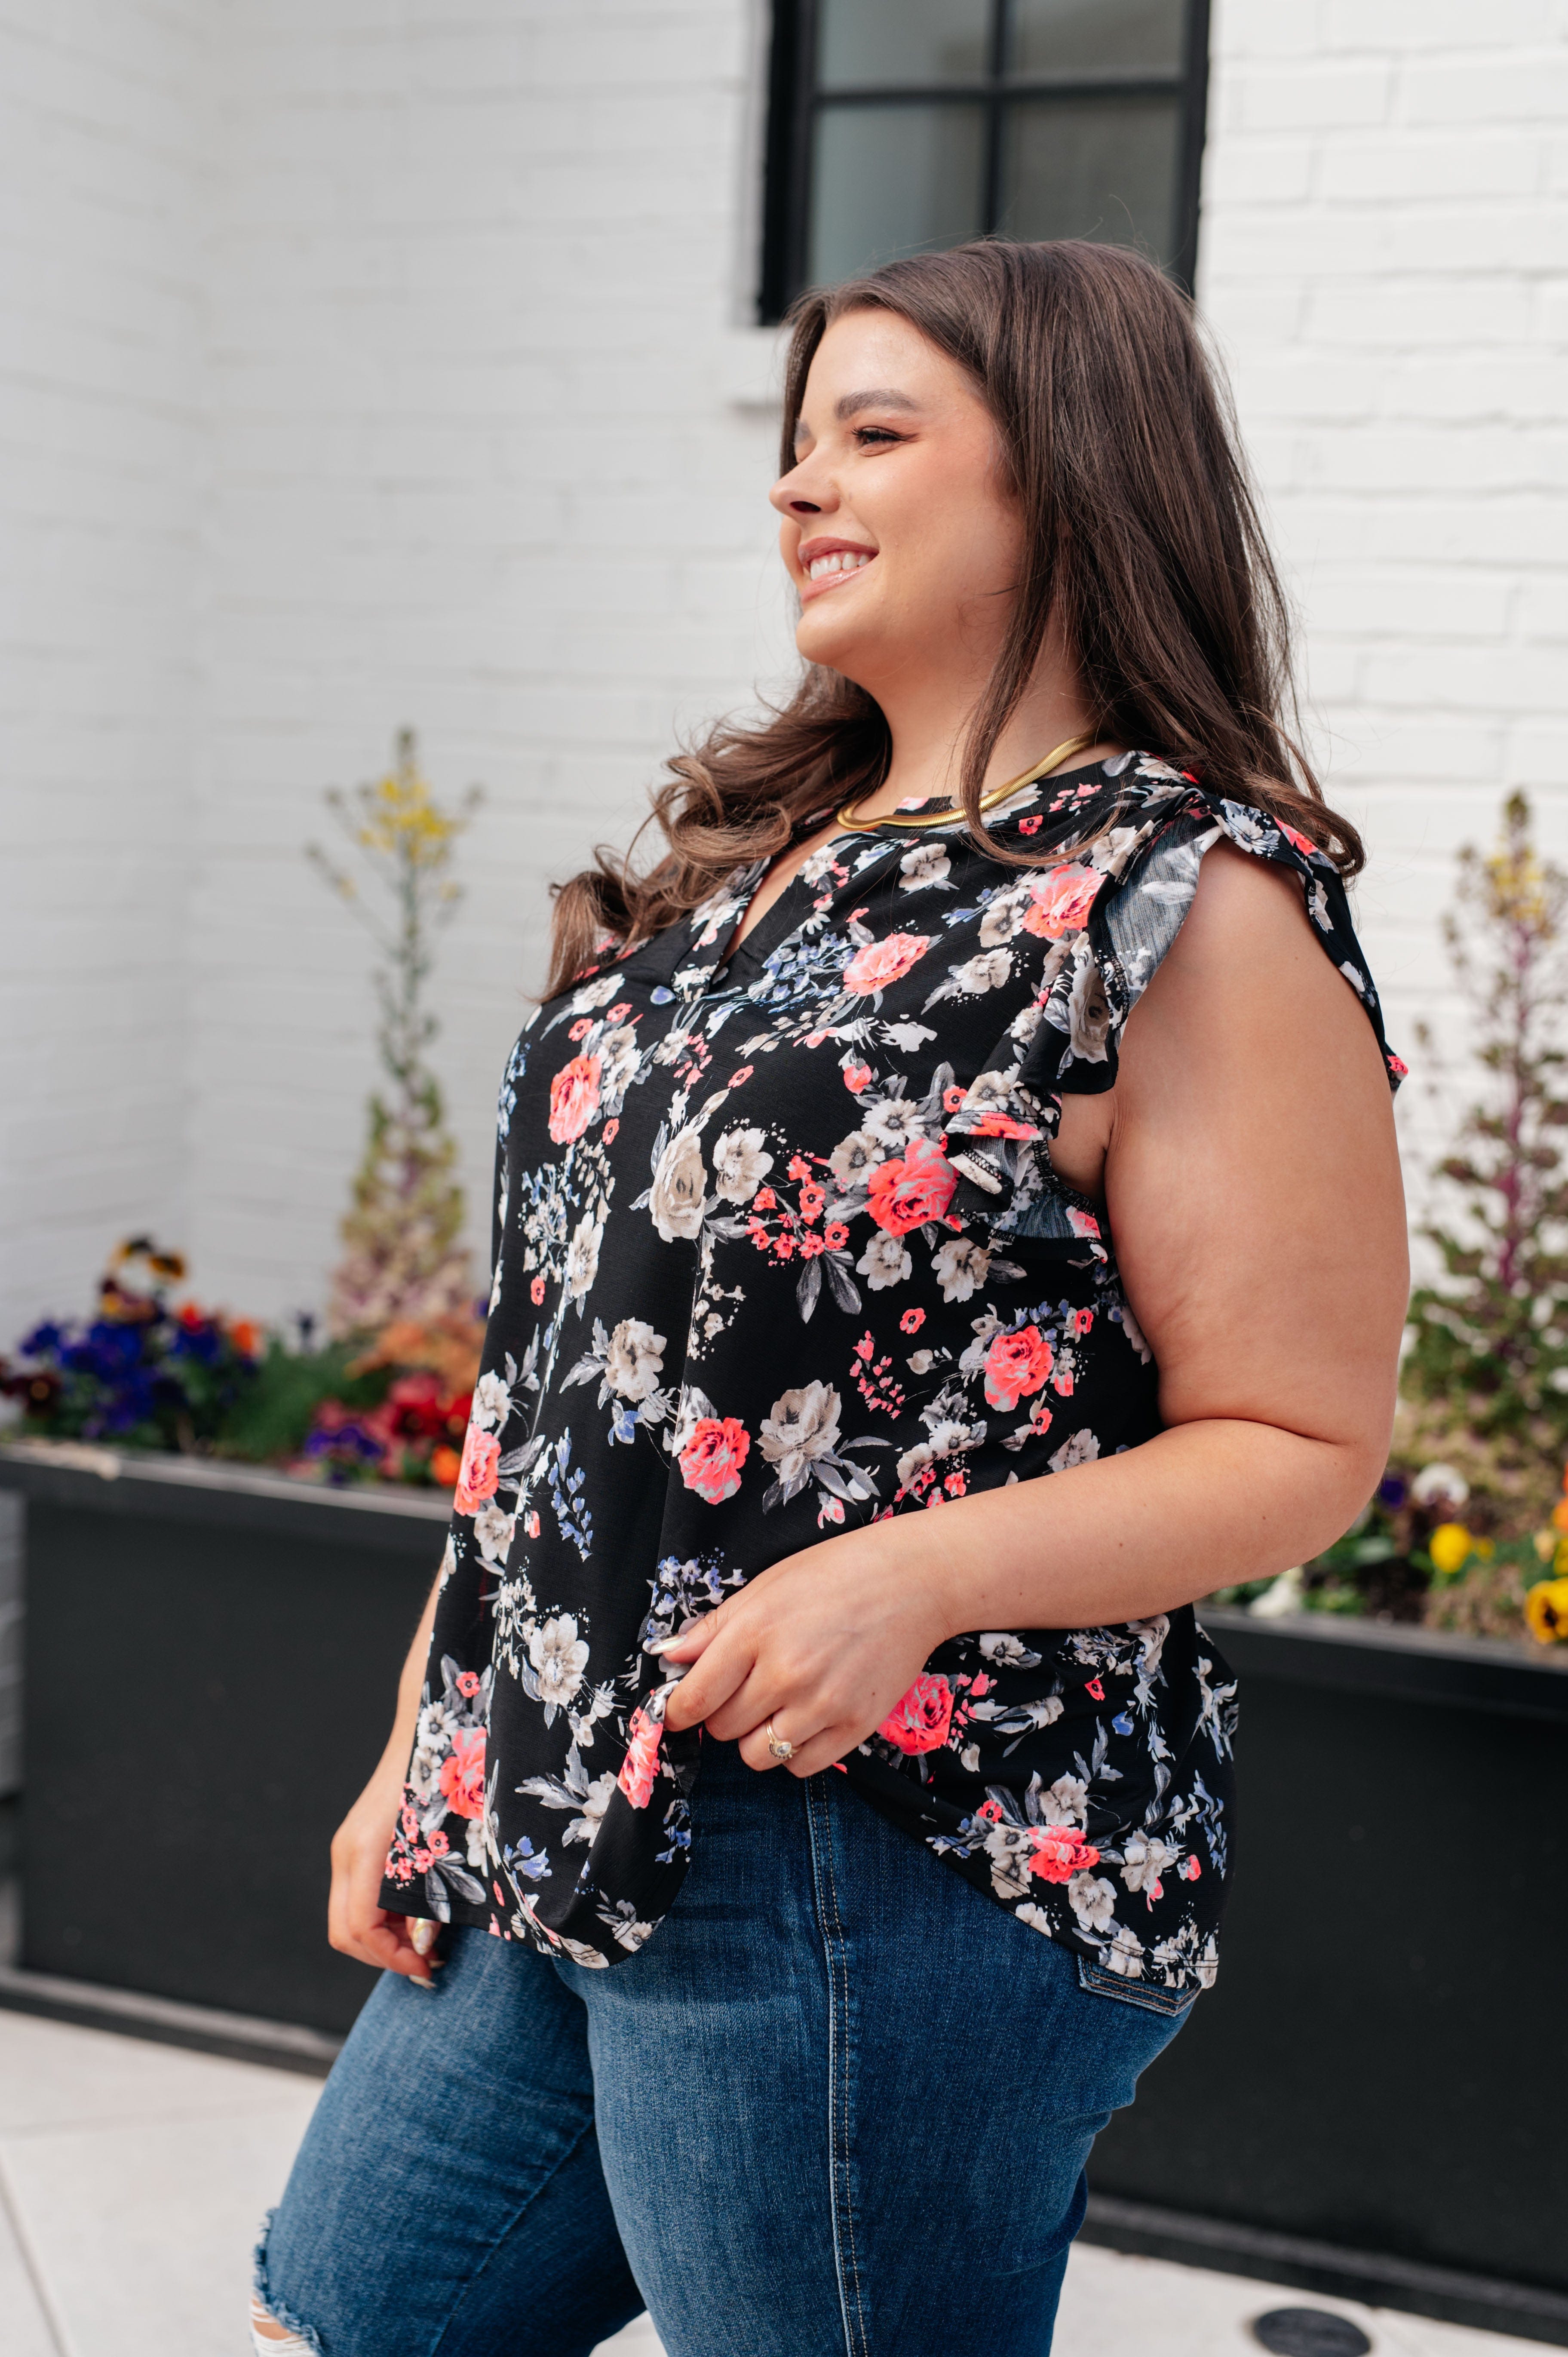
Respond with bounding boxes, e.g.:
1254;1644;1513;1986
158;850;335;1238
251;2208;328;2357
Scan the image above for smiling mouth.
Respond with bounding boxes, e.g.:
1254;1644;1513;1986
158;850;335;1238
801;548;876;595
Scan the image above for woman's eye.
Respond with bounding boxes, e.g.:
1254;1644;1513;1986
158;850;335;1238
853;426;903;448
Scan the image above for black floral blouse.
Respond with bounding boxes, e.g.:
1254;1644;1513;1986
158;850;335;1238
381;754;1402;1989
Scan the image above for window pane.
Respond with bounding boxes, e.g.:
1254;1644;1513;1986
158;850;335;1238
999;95;1180;259
808;102;987;285
1010;0;1185;77
817;0;992;92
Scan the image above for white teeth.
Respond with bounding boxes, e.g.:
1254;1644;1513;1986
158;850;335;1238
807;550;872;581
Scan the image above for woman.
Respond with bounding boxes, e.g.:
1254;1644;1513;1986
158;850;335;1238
254;240;1406;2357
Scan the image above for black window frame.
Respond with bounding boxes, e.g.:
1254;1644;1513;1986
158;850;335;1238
759;0;1211;324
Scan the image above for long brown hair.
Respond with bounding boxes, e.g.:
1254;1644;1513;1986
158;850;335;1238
544;237;1361;997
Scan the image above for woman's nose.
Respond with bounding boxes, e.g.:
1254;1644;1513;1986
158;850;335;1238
770;456;835;519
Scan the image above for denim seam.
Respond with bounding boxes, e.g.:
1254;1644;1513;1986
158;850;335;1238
804;1774;870;2357
1074;1953;1198;2018
252;2208;328;2357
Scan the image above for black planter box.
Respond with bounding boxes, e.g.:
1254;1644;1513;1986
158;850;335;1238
0;1442;447;2036
1087;1606;1568;2338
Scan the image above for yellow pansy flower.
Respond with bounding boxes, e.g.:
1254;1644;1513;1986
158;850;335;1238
1524;1577;1568;1645
1427;1522;1473;1577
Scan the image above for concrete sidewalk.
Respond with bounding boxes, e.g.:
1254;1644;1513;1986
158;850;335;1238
0;2008;1544;2357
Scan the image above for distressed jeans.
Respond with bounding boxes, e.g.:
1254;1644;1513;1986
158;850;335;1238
257;1738;1194;2357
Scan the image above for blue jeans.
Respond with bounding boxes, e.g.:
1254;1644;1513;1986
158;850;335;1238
259;1740;1193;2357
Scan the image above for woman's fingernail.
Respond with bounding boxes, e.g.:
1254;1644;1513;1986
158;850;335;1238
411;1973;436;1992
647;1636;682;1654
408;1918;439;1956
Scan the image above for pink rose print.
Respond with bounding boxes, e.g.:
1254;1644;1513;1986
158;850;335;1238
548;1053;602;1143
1028;1826;1101;1884
965;1107;1040;1140
1280;822;1318;857
454;1423;501;1513
617;1706;663;1809
678;1415;750;1504
1021;863;1104;940
878;1672;954;1754
438;1727;486;1820
843;933;930;994
983;1324;1054;1411
844;1063;873;1093
866;1135;957;1234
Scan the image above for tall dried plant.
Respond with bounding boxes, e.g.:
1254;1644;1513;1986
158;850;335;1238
1401;791;1568;1510
310;729;482;1338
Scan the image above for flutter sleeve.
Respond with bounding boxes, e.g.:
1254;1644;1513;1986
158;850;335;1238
942;786;1404;1244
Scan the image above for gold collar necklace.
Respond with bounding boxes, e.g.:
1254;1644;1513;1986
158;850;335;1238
834;732;1103;835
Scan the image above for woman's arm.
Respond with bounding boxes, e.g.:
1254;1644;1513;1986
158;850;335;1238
326;1569;444;1983
661;843;1408;1774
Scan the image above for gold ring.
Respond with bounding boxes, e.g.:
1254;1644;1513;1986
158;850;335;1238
765;1718;795;1764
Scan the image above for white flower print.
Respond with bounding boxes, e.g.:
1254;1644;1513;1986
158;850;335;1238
863;1094;930;1150
1041;1774;1088;1826
828;1129;881;1187
857;1230;912;1291
598;1023;641;1103
649;1126;707;1241
1069;1872;1118;1933
1015;1901;1054;1935
528;1615;590;1714
958;1067;1022;1120
906;1348;936;1374
566;1217;602;1300
932;1237;991;1302
604;1319;666;1402
472;1370;512;1431
1102;1922;1148;1978
1087;825;1140;874
712;1126;774;1205
473;1501;516;1565
758;1381;842;1486
568;973;624;1013
979;880;1033;946
1120;1832;1181;1899
951;948;1013;994
1066;939;1110;1062
896;1439;935;1486
899;842;951;892
799;839;842;885
1049;1428;1101;1472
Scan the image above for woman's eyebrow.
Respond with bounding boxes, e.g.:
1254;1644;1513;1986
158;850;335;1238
793;387;921;449
834;387;920;421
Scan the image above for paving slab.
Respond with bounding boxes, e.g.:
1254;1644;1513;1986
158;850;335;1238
0;2007;1550;2357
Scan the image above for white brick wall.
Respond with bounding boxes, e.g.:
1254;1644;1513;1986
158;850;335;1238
3;0;1568;1337
1201;0;1568;1212
187;0;792;1322
0;2;209;1345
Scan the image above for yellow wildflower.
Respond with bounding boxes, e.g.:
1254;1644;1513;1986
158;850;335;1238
1427;1522;1473;1577
1534;1528;1557;1562
1524;1577;1568;1644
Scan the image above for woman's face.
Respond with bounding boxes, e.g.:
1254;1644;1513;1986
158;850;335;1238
770;309;1025;700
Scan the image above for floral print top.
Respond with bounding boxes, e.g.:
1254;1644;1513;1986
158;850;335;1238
381;753;1402;1990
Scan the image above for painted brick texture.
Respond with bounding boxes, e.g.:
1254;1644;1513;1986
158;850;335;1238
1201;0;1568;1209
0;3;208;1346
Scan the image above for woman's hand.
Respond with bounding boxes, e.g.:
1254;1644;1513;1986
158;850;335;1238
328;1746;441;1986
659;1525;952;1775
